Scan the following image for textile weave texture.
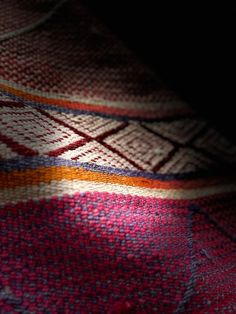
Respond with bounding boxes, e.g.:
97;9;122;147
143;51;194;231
0;1;236;313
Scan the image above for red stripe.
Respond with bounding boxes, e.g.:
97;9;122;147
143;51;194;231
101;141;144;171
95;122;128;141
0;100;24;107
0;132;37;156
47;138;89;157
152;148;178;172
37;109;92;140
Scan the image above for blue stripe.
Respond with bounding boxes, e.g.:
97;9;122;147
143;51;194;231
0;90;192;123
0;156;220;181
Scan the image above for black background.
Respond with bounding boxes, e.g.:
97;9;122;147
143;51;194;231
83;1;235;141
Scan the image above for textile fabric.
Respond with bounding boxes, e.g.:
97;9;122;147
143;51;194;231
0;1;235;313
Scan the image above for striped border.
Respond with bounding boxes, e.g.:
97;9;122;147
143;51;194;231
1;158;235;205
0;156;232;181
0;165;228;190
0;80;194;121
0;178;235;206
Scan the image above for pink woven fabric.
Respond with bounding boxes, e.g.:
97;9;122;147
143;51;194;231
0;1;235;313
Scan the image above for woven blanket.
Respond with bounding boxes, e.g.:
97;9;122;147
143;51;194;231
0;1;235;313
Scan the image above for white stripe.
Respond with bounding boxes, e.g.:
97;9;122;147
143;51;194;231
0;179;235;206
0;77;189;111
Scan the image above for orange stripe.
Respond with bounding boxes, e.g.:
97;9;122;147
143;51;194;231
0;166;224;190
0;83;159;118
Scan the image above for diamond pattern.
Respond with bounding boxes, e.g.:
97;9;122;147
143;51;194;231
144;119;206;144
51;110;123;137
104;123;174;171
0;106;84;155
193;128;236;162
159;148;217;174
1;103;235;175
59;140;137;170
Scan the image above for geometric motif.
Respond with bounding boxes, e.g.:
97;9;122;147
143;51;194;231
193;128;236;163
1;102;235;175
58;140;137;170
0;0;236;313
104;123;174;171
158;148;217;174
0;106;84;155
144;118;206;144
51;110;123;137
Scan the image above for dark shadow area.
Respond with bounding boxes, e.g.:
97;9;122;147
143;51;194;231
83;1;236;142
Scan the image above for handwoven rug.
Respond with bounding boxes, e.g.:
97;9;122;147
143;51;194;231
0;1;235;313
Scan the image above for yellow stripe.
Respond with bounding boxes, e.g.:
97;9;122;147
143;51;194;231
0;166;226;190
